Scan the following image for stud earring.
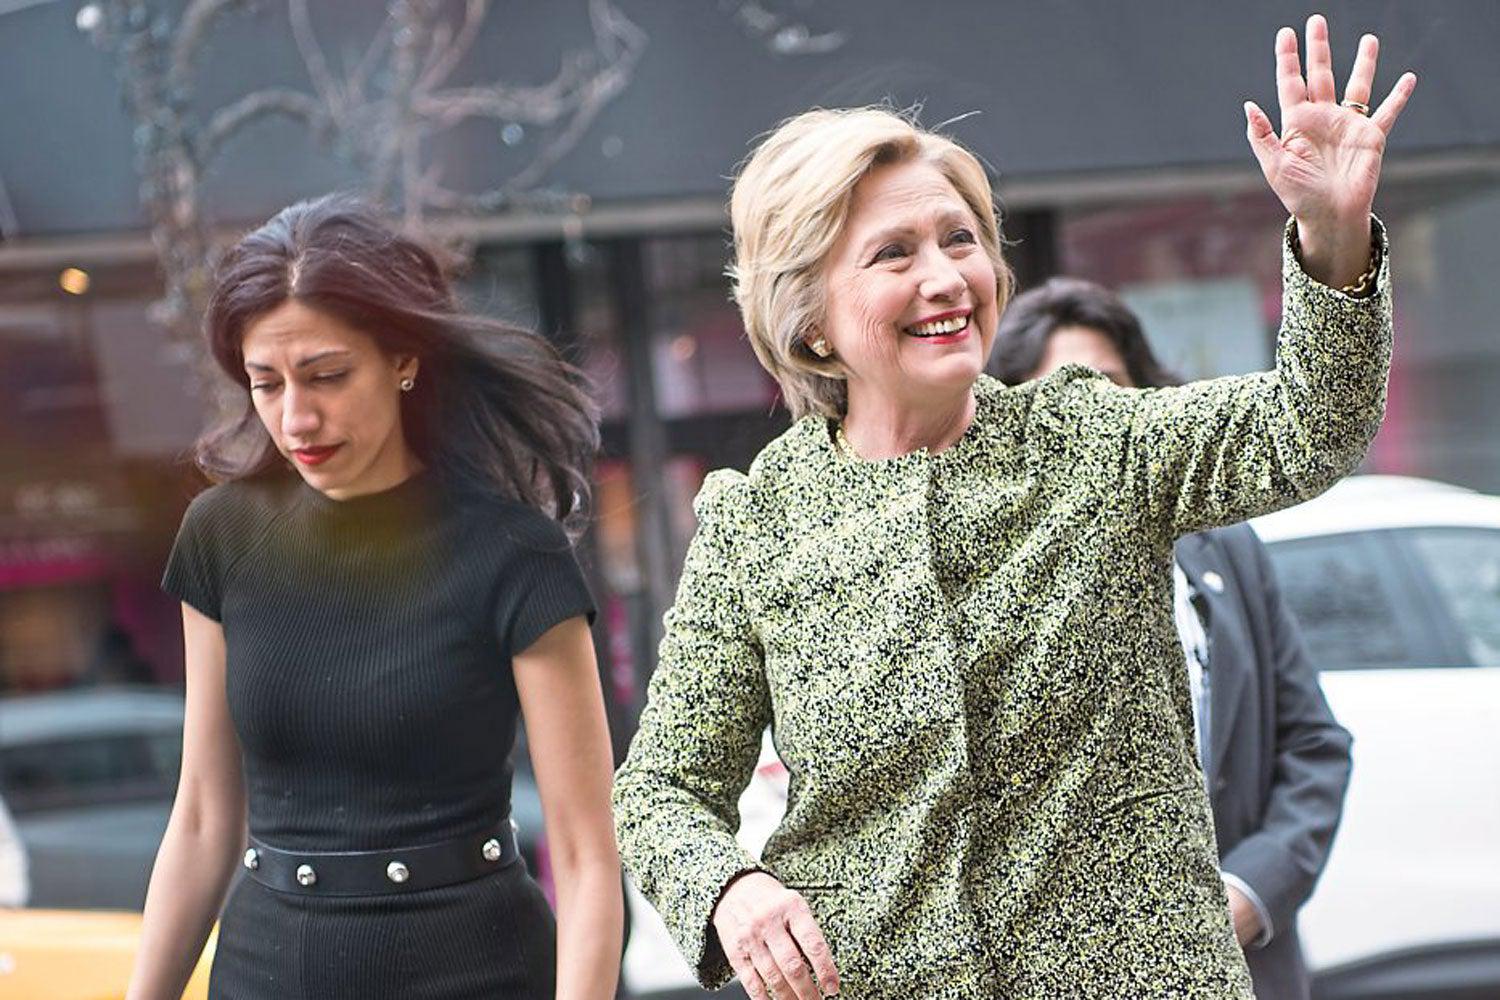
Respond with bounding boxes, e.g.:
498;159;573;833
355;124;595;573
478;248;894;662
400;377;416;392
808;336;833;358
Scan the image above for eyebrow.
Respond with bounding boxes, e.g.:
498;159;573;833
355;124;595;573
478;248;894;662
244;349;353;373
857;208;974;255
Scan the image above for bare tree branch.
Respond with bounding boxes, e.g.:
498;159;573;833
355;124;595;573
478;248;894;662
345;16;394;107
169;0;243;92
199;88;328;161
288;0;342;117
418;0;486;92
91;0;841;342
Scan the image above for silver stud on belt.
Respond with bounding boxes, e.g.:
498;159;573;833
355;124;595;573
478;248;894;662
296;864;318;887
481;838;503;862
243;848;259;871
386;861;410;884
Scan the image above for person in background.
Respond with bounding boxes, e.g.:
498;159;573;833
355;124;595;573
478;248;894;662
990;276;1353;1000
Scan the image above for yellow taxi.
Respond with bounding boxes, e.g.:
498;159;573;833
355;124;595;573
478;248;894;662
0;909;214;999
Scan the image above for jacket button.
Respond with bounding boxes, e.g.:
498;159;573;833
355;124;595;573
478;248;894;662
386;861;410;884
296;864;317;887
482;838;503;863
242;848;259;871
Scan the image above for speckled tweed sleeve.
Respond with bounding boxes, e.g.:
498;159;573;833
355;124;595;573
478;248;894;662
613;472;773;984
614;219;1393;998
1044;217;1393;542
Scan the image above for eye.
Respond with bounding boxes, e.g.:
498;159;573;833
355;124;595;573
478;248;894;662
870;243;907;263
311;370;349;385
946;227;977;246
249;381;279;394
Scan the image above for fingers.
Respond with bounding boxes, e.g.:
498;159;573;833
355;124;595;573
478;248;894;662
1304;13;1337;103
766;924;824;1000
726;941;768;1000
739;961;772;1000
1371;71;1418;135
747;936;792;1000
789;905;842;997
1344;33;1379;107
1243;101;1279;177
1274;26;1307;119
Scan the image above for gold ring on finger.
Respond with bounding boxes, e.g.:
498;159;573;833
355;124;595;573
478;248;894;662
1341;99;1371;116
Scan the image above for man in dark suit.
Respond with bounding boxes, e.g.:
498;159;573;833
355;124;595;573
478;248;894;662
991;277;1353;1000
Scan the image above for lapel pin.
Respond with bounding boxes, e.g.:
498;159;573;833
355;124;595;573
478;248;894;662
1202;571;1226;594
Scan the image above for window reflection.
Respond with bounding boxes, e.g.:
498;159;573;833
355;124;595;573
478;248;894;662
1266;535;1410;670
644;235;779;418
1405;528;1500;667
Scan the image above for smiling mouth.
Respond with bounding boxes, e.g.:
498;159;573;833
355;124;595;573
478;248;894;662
904;314;970;338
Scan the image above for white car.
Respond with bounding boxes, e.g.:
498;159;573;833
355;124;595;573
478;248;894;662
0;687;184;910
624;475;1500;1000
1251;476;1500;999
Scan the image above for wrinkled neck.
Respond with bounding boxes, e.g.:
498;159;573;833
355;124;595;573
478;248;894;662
840;384;977;460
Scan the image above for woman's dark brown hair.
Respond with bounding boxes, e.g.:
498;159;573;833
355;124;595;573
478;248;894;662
198;194;599;532
988;276;1183;389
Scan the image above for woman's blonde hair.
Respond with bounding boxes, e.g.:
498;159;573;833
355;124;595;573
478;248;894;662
728;106;1013;419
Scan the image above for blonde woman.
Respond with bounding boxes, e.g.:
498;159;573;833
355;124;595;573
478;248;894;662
614;17;1414;1000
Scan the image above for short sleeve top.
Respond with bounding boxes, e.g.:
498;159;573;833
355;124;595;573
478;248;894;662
163;471;594;851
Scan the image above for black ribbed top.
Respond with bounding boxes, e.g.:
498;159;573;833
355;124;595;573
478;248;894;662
163;471;594;851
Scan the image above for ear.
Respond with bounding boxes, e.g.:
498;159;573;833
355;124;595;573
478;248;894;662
394;354;420;382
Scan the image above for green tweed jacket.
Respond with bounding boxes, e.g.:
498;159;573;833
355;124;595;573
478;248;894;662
614;222;1392;999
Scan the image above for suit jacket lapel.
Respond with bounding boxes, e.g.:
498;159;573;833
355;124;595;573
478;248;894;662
1174;531;1248;790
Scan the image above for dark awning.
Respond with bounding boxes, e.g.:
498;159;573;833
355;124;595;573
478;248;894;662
1;0;1496;240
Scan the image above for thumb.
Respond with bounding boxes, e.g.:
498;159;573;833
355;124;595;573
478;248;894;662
1243;101;1279;173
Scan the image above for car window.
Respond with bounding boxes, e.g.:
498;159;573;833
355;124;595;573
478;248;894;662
1265;534;1412;670
0;732;181;813
1401;527;1500;667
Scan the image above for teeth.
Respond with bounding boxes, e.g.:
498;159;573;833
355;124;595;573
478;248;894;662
907;315;969;336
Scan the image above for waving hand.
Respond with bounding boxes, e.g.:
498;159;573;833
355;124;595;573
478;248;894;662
1244;15;1416;288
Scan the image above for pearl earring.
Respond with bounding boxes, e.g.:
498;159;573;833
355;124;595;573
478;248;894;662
809;337;833;358
400;377;416;392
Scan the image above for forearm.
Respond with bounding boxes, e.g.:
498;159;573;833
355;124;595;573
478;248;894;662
126;806;243;1000
553;856;623;1000
1125;216;1392;538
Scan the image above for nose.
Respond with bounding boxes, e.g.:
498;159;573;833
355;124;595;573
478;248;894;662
917;245;966;302
280;383;321;441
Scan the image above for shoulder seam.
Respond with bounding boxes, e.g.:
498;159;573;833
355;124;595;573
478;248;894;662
218;489;301;599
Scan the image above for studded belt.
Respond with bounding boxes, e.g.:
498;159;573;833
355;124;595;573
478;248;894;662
241;819;520;896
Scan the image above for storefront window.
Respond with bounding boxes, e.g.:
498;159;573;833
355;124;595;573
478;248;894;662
644;234;780;418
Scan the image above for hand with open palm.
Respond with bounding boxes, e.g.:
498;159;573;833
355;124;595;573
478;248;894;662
1243;15;1416;288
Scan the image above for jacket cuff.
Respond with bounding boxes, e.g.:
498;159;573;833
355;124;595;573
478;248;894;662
690;860;771;989
1219;832;1308;938
1284;214;1391;302
1221;870;1275;949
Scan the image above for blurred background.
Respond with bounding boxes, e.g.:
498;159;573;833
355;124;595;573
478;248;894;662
0;2;1497;998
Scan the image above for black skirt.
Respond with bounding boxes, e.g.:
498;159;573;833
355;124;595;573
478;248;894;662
208;862;556;999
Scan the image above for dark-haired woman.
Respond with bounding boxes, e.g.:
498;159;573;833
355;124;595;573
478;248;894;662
127;195;621;1000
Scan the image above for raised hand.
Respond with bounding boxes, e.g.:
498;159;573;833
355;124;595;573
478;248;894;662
1244;14;1416;287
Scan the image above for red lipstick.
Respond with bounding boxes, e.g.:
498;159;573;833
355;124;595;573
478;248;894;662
920;328;970;345
292;445;341;467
